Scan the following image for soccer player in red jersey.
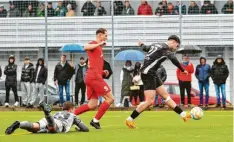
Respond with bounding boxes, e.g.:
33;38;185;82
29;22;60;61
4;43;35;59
74;28;114;129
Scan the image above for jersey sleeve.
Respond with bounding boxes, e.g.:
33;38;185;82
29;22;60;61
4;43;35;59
165;51;184;72
141;44;151;52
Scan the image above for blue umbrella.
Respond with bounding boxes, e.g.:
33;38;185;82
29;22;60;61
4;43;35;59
114;50;145;61
59;44;86;64
59;44;85;53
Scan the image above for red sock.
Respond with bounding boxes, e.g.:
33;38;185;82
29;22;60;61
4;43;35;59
95;101;110;120
74;104;89;115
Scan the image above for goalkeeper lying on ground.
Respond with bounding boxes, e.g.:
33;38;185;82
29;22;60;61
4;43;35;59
5;102;89;134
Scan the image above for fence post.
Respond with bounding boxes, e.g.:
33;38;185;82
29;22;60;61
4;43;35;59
44;0;49;104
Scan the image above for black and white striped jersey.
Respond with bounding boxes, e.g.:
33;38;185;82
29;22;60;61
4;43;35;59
140;42;184;75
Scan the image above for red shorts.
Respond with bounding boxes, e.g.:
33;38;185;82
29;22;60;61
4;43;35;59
85;76;111;100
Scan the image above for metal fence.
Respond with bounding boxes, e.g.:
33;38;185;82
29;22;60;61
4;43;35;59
0;0;233;105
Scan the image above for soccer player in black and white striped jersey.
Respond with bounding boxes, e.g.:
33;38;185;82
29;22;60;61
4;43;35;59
125;35;191;129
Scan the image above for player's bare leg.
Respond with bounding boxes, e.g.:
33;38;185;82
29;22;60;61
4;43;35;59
156;85;191;122
91;92;114;129
126;90;156;129
5;121;40;135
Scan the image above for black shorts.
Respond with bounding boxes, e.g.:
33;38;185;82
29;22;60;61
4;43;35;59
141;73;162;90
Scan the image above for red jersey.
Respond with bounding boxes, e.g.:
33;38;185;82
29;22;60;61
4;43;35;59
86;40;104;78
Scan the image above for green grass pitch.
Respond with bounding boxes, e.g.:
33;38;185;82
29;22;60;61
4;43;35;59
0;111;232;142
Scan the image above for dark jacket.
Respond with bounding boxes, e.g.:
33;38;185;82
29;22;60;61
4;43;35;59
75;63;87;83
8;7;21;17
103;60;113;79
188;5;200;14
121;66;134;97
4;58;17;86
23;9;36;17
95;6;106;16
211;56;229;85
155;7;168;15
174;5;186;15
114;1;124;15
47;8;55;17
21;63;34;82
200;4;218;14
81;1;96;16
0;9;7;17
54;61;74;85
195;57;211;83
122;6;135;15
156;65;167;82
33;58;48;84
222;2;233;14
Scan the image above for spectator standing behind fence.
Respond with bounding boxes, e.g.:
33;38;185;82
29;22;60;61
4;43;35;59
63;0;77;11
54;55;74;107
122;1;134;15
94;0;106;16
154;65;167;108
37;3;45;17
0;5;7;17
21;57;34;107
30;58;47;107
8;2;20;17
211;55;229;108
117;60;134;107
47;2;55;17
138;0;152;15
55;1;67;17
155;2;167;16
176;55;194;107
23;4;36;17
74;57;87;106
81;0;96;16
4;55;18;107
195;57;211;109
131;62;144;106
167;2;175;15
114;1;124;15
222;0;233;14
66;4;76;17
174;1;186;15
200;0;218;14
188;1;200;15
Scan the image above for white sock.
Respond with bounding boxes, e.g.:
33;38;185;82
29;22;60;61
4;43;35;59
180;111;186;117
93;118;99;123
127;116;133;121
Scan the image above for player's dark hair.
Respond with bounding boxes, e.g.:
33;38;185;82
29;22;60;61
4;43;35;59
61;54;67;58
80;56;84;60
96;28;107;35
133;62;141;76
63;102;75;111
168;35;181;45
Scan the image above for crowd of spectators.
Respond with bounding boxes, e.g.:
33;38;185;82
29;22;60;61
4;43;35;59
0;0;232;18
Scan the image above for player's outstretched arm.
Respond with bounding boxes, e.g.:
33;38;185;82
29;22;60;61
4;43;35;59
84;41;106;51
138;40;151;52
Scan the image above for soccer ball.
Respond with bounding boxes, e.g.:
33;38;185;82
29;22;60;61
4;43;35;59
190;107;204;120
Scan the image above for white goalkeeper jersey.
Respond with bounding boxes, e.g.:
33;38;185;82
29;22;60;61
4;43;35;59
53;111;76;133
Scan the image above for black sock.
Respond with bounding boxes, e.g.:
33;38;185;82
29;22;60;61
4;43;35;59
173;106;183;115
45;115;55;127
130;110;140;120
